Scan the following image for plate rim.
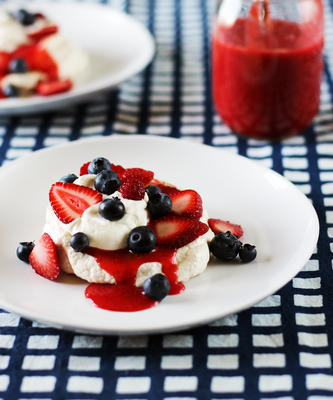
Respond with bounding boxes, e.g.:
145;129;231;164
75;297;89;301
0;135;320;335
0;2;155;115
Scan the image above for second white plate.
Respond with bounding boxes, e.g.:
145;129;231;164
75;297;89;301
0;136;319;334
0;2;155;114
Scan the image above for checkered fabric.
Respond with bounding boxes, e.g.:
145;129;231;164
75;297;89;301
0;0;332;398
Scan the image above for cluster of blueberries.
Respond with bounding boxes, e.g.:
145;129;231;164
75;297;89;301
210;232;257;263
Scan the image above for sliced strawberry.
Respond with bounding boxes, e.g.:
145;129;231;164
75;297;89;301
169;189;203;219
122;168;154;186
80;161;90;176
28;25;58;41
119;178;145;200
0;51;10;74
149;216;209;248
208;219;243;238
36;79;72;96
29;233;60;280
49;182;102;224
111;163;126;180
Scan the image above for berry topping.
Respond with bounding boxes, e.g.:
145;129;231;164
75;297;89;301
49;182;102;224
147;192;172;219
239;244;257;263
70;232;89;252
145;185;162;198
208;219;243;238
9;58;28;73
122;168;154;186
149;216;209;248
59;173;78;183
36;80;73;96
143;273;170;301
0;52;10;74
119;178;145;200
128;226;156;254
94;170;121;195
29;233;60;280
28;25;58;40
88;157;112;175
3;85;20;98
209;232;241;261
16;9;36;26
169;190;203;219
16;241;34;263
80;161;90;176
111;164;126;180
99;197;125;221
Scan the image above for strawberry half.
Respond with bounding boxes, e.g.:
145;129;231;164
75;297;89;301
208;219;243;238
122;168;154;186
49;182;102;224
149;216;209;248
29;233;60;280
169;189;203;219
36;79;72;96
119;178;145;200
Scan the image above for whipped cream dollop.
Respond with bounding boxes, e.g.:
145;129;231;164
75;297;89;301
41;33;90;85
44;174;214;285
0;11;27;52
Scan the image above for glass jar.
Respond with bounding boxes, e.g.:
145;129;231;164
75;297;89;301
212;0;324;140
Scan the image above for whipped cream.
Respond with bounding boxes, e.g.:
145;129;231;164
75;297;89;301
41;33;90;86
0;11;27;52
2;71;45;92
44;174;214;286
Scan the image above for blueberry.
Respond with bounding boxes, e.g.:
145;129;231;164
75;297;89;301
239;244;257;263
59;173;78;183
145;185;162;198
209;232;241;261
147;192;172;218
9;58;28;73
94;170;121;195
16;9;36;26
128;226;156;254
16;241;34;263
70;232;89;252
143;273;170;301
99;197;125;221
3;85;20;98
88;157;112;175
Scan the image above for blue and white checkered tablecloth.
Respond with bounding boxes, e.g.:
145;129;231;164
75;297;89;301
1;0;333;398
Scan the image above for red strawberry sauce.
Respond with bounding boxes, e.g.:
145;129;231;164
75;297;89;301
85;247;185;312
212;18;324;139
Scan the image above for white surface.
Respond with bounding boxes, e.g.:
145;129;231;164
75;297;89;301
0;2;155;115
0;136;319;335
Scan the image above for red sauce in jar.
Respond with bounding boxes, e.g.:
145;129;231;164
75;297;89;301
212;16;324;139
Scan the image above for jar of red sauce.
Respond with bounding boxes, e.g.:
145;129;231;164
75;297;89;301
212;0;324;140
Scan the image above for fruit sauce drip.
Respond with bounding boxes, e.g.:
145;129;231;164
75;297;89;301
85;247;185;312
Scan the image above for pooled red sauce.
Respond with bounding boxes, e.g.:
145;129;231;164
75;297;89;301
85;247;185;312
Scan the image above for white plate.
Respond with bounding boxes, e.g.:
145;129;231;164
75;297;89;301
0;136;319;335
0;2;155;115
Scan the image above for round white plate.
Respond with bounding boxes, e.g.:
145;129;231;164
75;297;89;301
0;2;155;115
0;136;319;335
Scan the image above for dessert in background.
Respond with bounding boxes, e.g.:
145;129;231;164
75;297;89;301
0;8;89;98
